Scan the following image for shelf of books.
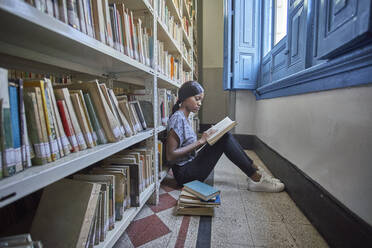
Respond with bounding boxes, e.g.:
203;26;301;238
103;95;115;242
0;127;154;208
0;0;198;246
95;181;155;248
0;0;155;81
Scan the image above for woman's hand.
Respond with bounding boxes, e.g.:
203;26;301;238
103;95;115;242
199;128;217;145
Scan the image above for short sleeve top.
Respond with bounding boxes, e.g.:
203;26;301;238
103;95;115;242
167;110;197;166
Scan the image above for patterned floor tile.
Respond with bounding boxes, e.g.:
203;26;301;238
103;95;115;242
127;214;171;247
149;193;178;213
133;204;154;221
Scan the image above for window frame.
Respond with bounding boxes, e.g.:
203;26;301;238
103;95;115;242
223;0;372;99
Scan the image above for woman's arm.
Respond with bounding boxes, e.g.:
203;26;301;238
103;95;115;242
165;129;215;162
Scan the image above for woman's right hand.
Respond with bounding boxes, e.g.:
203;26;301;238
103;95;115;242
199;128;217;145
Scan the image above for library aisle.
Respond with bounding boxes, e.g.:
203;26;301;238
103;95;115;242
113;151;329;248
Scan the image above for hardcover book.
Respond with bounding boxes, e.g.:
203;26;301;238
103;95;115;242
31;179;101;248
183;180;220;201
206;116;237;146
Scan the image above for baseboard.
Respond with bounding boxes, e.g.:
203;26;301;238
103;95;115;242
250;136;372;248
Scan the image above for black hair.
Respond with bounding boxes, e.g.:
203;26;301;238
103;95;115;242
171;81;204;116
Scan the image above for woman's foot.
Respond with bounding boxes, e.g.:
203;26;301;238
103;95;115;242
247;174;285;193
257;167;281;183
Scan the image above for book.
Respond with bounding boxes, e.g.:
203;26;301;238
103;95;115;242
90;168;127;220
54;87;87;150
73;174;115;230
28;87;52;162
206;116;237;146
8;83;23;173
57;100;79;152
83;93;107;145
175;200;214;216
108;89;133;137
179;189;221;207
24;80;60;161
130;100;147;130
64;81;123;142
23;92;49;165
16;79;32;169
183;180;220;201
70;92;95;148
44;78;71;156
31;179;101;248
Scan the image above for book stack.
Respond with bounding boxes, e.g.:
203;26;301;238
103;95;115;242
175;180;221;217
0;234;43;248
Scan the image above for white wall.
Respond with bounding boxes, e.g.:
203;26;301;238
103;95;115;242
201;0;229;124
236;85;372;225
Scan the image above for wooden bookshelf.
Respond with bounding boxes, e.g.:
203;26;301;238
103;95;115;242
0;0;198;247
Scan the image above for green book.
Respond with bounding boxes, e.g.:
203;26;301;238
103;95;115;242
0;68;15;177
83;93;107;145
23;92;48;165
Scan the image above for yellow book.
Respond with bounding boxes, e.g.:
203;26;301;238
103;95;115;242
23;87;52;163
24;80;59;161
207;117;237;146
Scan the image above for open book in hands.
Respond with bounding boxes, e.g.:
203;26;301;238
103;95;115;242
206;117;237;145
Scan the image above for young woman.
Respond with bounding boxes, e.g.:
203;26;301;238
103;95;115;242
166;81;285;192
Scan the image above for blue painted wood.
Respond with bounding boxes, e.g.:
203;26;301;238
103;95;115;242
271;37;288;81
231;0;261;89
316;0;372;59
223;0;233;90
255;44;372;99
286;0;308;75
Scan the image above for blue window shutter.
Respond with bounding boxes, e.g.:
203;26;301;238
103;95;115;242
223;0;233;90
231;0;261;90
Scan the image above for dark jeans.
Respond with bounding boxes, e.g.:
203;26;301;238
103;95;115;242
172;132;256;186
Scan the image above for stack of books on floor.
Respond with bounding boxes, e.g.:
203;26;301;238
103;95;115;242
0;234;42;248
175;180;221;217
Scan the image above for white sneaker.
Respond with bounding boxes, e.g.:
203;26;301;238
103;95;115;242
247;174;285;193
257;167;281;183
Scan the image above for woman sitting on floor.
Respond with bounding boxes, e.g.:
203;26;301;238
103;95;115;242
165;81;285;192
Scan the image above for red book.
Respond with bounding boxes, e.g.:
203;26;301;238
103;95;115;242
57;100;79;152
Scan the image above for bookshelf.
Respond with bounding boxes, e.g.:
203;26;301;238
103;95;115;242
0;0;198;247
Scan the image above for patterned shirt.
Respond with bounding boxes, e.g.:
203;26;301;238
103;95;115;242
167;110;197;166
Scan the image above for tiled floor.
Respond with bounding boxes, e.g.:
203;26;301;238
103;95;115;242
114;151;329;248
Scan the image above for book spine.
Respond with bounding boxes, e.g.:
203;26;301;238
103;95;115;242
57;100;79;152
45;80;71;155
17;79;32;168
58;0;68;23
1;69;15;176
83;93;107;145
34;87;52;163
8;84;23;173
44;87;62;159
24;92;49;165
